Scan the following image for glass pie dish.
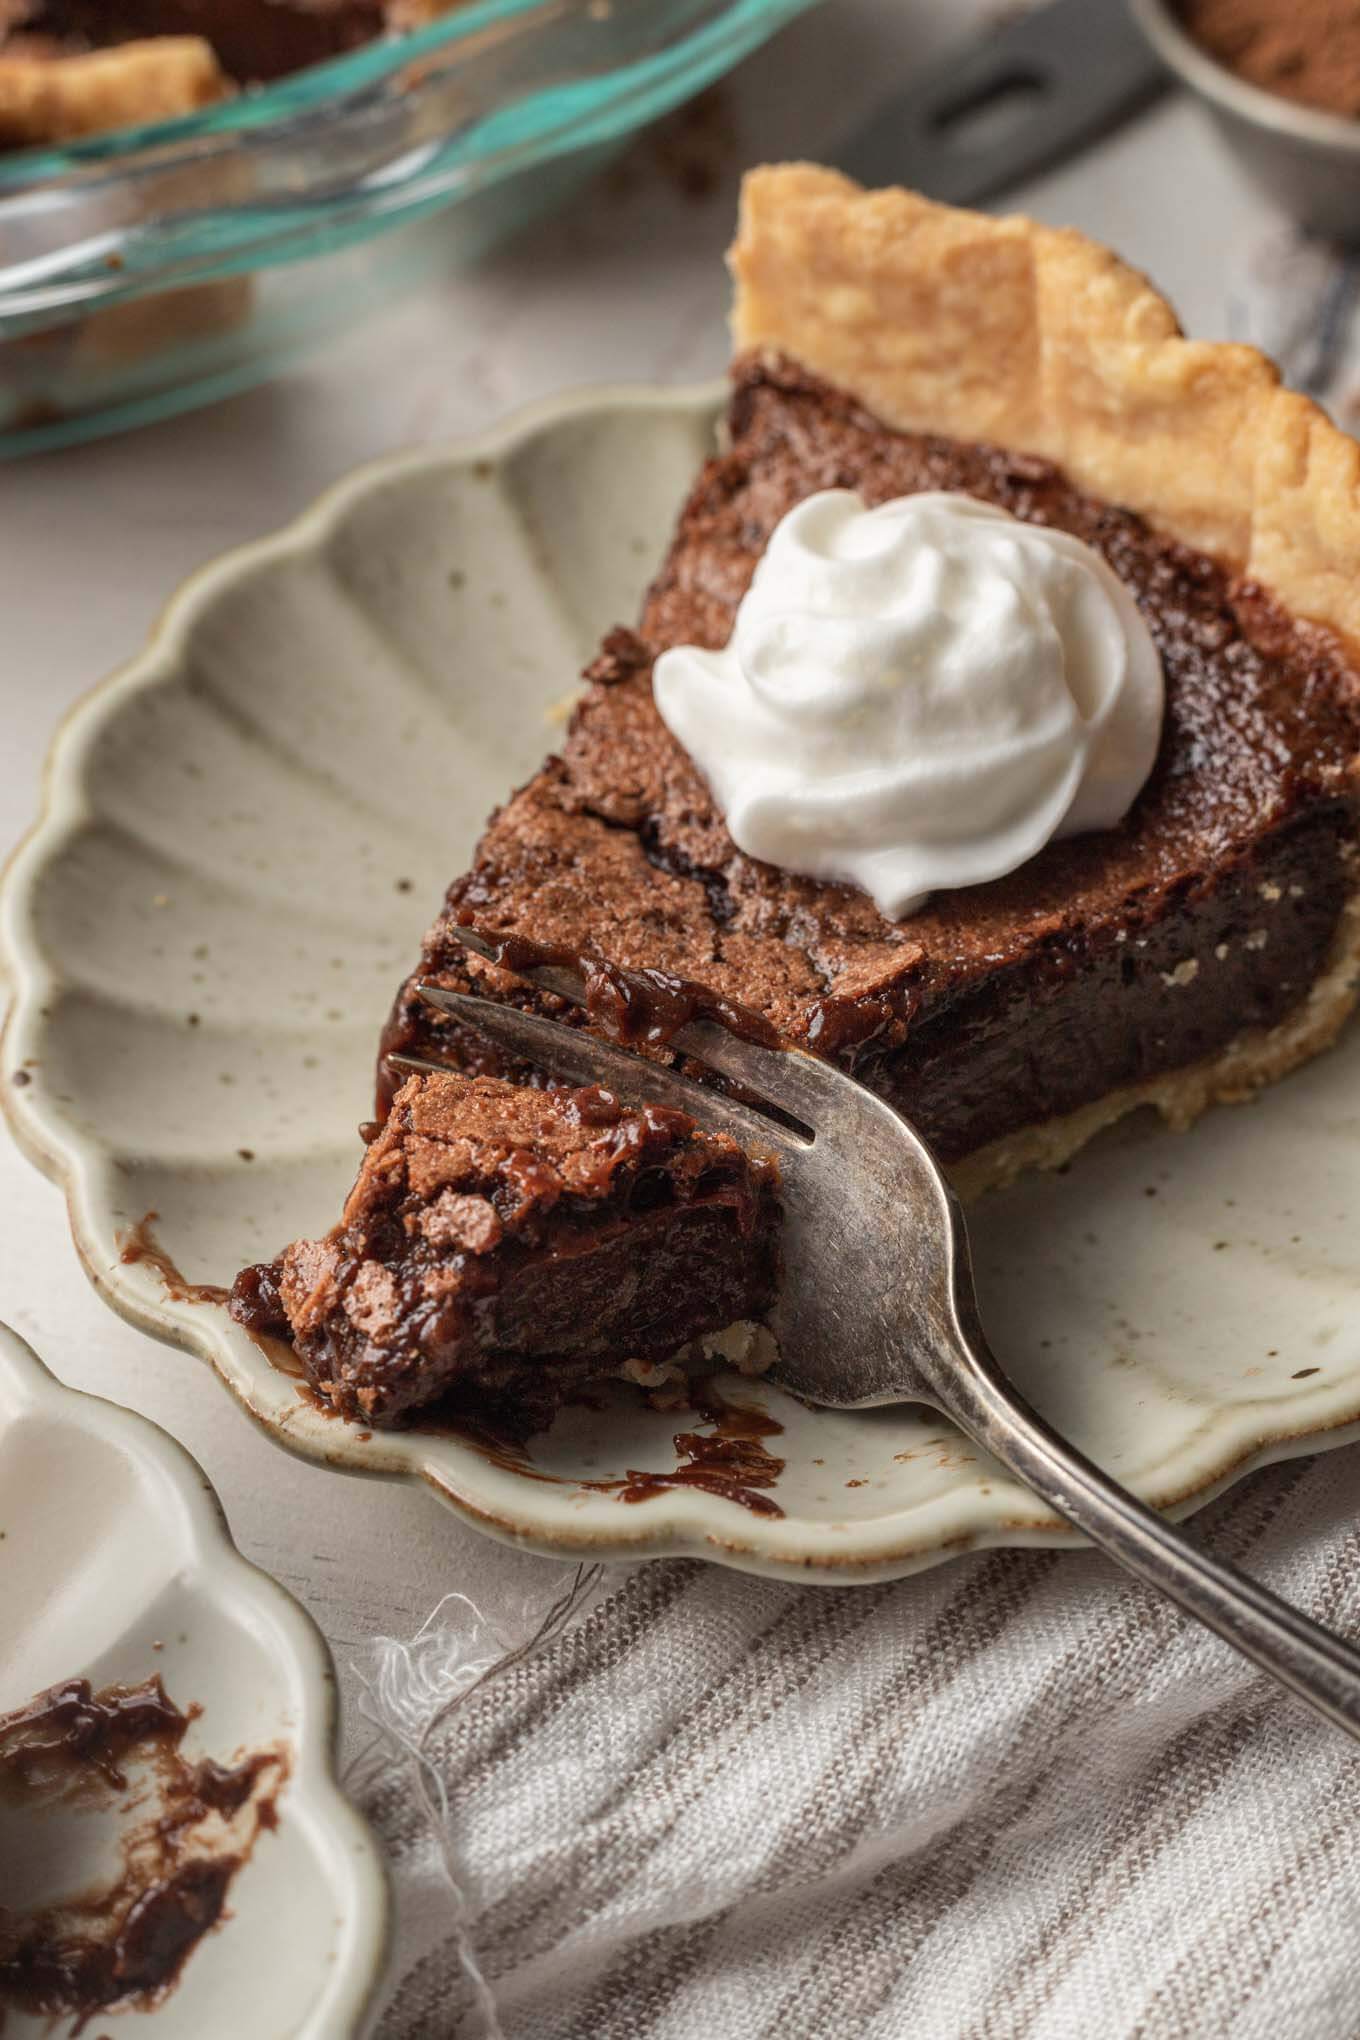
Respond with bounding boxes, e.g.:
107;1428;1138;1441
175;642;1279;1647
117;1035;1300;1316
0;0;817;455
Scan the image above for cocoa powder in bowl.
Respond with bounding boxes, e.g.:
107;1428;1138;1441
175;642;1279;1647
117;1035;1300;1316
1177;0;1360;119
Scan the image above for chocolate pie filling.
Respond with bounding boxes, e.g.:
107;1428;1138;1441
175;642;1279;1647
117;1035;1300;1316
378;355;1360;1163
231;1072;780;1430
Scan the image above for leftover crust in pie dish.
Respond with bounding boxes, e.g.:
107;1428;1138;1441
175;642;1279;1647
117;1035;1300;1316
241;168;1360;1430
0;0;466;149
0;33;226;148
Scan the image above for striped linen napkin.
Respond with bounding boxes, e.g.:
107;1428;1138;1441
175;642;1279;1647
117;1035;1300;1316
350;1445;1360;2039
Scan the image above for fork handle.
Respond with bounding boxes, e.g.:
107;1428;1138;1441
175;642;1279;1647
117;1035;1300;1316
930;1313;1360;1742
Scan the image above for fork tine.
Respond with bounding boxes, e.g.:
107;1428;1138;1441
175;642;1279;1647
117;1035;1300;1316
670;1017;852;1124
407;986;808;1155
450;924;587;1010
446;927;845;1126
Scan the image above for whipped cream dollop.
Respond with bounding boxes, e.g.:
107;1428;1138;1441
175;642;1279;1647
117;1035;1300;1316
652;490;1164;920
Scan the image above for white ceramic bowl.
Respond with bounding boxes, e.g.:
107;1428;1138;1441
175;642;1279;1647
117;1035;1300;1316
4;385;1360;1583
1131;0;1360;242
0;1321;388;2035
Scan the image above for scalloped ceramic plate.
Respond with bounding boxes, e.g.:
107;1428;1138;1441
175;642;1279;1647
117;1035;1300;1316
4;384;1360;1584
0;1321;387;2035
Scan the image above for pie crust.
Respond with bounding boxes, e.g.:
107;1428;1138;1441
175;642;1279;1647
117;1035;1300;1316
0;35;227;148
732;164;1360;659
732;165;1360;1190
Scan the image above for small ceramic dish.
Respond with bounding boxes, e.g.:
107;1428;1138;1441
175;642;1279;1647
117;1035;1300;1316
1131;0;1360;241
3;384;1360;1584
0;1321;388;2036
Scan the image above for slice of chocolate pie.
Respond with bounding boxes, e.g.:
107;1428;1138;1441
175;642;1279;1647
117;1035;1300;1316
242;167;1360;1434
381;166;1360;1200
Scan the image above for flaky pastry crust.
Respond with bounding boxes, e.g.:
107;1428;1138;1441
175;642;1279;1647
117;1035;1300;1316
731;164;1360;662
730;165;1360;1181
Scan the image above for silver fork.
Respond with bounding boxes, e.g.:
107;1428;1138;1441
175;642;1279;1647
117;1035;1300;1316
396;940;1360;1742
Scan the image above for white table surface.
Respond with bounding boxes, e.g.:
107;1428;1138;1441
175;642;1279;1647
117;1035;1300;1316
0;0;1295;2004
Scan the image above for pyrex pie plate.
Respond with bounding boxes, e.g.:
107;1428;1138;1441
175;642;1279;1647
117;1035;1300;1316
4;385;1360;1584
0;1322;387;2035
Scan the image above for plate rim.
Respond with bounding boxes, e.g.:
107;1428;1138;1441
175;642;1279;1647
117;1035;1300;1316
0;1320;391;2036
4;378;1360;1586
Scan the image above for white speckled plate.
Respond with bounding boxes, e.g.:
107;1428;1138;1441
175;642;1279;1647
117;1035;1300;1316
4;385;1360;1583
0;1321;387;2035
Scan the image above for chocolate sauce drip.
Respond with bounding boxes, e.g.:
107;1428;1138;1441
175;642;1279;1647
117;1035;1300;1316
0;1675;185;1796
0;1673;286;2029
472;927;780;1052
588;1384;786;1517
117;1213;228;1307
